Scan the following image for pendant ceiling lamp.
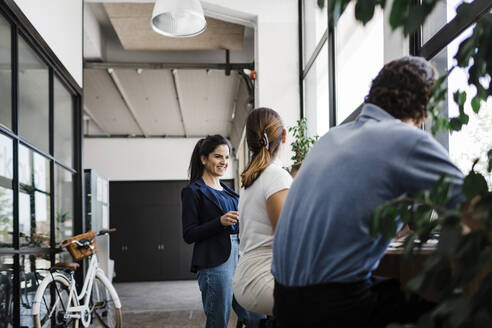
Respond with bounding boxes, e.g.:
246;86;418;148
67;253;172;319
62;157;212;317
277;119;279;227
151;0;207;38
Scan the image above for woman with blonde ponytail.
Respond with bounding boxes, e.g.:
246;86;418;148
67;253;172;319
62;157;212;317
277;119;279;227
233;108;293;316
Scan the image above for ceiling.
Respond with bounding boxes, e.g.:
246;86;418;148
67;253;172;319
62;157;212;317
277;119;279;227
104;3;245;51
83;2;255;152
84;68;245;137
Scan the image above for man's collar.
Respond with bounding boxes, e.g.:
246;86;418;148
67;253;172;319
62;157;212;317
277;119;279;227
357;103;398;122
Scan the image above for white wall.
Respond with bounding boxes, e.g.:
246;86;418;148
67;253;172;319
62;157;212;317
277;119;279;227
203;0;300;167
13;0;83;87
83;138;235;181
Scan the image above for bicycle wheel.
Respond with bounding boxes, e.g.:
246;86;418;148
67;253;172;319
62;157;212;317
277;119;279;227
33;273;79;328
90;274;122;328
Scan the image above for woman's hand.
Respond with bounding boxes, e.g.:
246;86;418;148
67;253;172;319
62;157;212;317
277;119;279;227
220;211;239;226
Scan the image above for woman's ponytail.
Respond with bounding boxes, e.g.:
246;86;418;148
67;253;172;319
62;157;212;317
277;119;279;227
188;138;205;184
240;108;284;188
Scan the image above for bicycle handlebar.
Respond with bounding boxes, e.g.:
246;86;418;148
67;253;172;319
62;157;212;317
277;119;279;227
60;228;117;249
98;228;117;236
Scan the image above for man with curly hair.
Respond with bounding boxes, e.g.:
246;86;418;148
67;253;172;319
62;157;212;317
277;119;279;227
271;56;464;327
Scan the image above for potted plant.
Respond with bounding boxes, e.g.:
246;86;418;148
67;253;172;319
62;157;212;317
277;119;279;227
288;117;318;177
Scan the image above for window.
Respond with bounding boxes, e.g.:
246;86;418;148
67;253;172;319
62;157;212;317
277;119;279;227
19;145;50;248
55;165;73;244
422;0;462;44
18;36;49;153
0;255;14;325
301;0;330;136
304;42;329;136
54;77;74;168
0;4;81;327
0;16;11;130
335;2;384;124
303;0;328;64
0;134;12;248
429;26;492;184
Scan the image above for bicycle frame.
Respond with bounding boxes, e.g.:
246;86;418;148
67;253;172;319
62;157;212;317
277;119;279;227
63;254;99;320
33;245;121;327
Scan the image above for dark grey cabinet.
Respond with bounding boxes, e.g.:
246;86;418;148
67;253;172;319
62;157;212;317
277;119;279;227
110;180;233;282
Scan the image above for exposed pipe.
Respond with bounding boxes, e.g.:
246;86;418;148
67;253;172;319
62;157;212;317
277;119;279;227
84;134;211;139
230;75;241;121
106;68;148;137
85;61;254;71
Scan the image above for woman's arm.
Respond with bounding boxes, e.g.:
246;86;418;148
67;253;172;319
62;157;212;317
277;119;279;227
266;189;289;232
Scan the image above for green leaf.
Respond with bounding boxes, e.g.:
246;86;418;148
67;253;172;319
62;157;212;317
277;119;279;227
389;0;410;30
449;117;462;131
459;112;469;124
471;96;482;113
488;149;492;173
453;90;466;106
462;171;488;200
355;0;376;25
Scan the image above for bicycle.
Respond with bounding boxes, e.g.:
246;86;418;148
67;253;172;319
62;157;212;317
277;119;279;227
32;229;122;327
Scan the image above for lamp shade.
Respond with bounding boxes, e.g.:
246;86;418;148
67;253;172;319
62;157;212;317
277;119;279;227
151;0;207;38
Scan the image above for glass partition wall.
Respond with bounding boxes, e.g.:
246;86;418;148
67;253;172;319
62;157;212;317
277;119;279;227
0;3;82;327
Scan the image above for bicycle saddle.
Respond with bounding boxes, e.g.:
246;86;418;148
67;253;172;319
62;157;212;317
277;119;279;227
51;262;80;273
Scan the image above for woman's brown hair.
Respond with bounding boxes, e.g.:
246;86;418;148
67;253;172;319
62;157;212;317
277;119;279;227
241;108;284;188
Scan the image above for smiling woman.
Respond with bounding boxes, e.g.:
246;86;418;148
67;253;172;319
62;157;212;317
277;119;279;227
181;135;264;328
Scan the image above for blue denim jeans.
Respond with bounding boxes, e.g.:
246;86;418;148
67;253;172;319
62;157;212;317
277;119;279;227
197;234;265;328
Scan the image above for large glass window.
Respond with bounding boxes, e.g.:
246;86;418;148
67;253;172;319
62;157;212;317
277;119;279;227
55;165;73;244
54;77;74;168
304;42;329;136
303;0;327;64
430;26;492;185
422;0;462;44
0;134;13;248
0;16;11;130
19;145;50;248
18;36;49;153
335;2;384;123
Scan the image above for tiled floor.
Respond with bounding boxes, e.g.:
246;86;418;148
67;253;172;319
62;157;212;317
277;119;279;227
114;280;238;328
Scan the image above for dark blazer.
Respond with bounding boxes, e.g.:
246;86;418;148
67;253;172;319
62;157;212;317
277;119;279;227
181;177;239;273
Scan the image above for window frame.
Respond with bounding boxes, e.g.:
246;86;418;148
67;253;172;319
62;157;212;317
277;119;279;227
299;0;492;135
410;0;492;150
299;0;335;129
0;2;83;326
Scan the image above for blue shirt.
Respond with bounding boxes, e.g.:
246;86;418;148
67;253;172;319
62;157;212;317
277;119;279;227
208;186;239;234
271;104;464;286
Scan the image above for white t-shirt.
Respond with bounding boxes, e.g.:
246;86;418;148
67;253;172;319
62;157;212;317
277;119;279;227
238;160;292;255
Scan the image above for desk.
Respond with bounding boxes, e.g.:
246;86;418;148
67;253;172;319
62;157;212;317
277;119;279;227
374;248;437;301
374;249;432;284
